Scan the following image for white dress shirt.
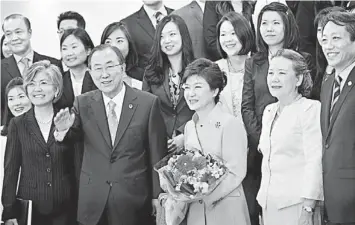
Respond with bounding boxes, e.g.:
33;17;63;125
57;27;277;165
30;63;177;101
13;50;34;76
143;4;168;28
102;84;126;125
195;0;205;13
70;71;85;97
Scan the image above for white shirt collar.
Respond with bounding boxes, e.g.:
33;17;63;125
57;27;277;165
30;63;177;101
336;60;355;89
102;84;126;110
14;49;34;64
143;4;168;21
195;0;205;13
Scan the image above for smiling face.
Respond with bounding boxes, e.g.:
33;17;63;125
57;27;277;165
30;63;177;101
219;20;242;56
160;21;183;57
7;86;32;117
267;57;302;100
321;21;355;71
26;71;59;107
61;34;90;68
89;48;124;98
260;11;285;48
104;28;129;59
183;75;218;112
3;17;32;56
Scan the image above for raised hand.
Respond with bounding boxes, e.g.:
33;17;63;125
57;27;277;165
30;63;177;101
53;108;75;131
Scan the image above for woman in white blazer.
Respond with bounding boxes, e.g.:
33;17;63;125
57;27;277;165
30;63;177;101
215;11;254;126
257;49;323;225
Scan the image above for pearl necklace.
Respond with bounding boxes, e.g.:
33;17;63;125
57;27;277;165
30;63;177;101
36;113;54;124
227;58;244;74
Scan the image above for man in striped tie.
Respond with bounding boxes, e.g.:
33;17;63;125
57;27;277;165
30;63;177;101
320;11;355;225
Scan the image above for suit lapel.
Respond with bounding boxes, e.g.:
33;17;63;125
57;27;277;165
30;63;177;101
190;1;203;24
321;72;334;134
24;109;47;150
4;56;21;79
137;7;155;39
91;91;112;149
163;70;173;107
113;85;138;150
327;66;355;136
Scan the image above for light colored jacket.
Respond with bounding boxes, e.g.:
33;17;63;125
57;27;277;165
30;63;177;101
257;98;324;209
184;104;250;225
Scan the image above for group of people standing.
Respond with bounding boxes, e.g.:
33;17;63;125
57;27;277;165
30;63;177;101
1;1;355;225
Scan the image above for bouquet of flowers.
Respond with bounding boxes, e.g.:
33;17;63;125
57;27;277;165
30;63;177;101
154;148;228;225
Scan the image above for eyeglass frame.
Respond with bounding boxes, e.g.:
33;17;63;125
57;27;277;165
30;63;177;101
90;63;124;74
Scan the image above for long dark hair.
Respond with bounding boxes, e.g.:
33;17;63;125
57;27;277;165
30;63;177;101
100;21;138;72
1;77;27;136
256;2;300;57
215;1;254;24
144;14;194;85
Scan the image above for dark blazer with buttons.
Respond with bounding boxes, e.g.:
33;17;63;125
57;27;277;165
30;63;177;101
1;108;75;221
241;52;314;174
62;85;167;225
172;1;208;59
55;70;97;110
320;65;355;223
122;6;174;77
142;69;194;139
1;52;62;125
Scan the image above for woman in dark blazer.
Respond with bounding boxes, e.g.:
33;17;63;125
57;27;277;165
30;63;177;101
2;60;76;225
101;21;144;83
143;14;194;152
55;28;97;110
203;0;255;61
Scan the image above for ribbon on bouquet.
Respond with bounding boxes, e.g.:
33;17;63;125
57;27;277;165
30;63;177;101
156;193;188;225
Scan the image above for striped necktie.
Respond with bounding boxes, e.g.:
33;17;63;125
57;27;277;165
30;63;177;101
330;76;342;118
20;57;30;76
107;100;118;145
154;11;163;27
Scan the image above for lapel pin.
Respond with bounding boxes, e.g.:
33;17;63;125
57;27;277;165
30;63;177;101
128;104;133;109
215;122;221;128
348;81;352;86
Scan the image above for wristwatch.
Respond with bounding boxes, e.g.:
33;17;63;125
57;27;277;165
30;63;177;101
303;206;315;213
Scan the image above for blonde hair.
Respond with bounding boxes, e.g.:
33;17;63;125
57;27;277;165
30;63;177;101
23;60;63;103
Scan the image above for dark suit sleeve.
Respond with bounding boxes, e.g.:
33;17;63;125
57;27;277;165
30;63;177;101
203;1;221;61
147;97;167;198
2;119;21;221
241;58;260;148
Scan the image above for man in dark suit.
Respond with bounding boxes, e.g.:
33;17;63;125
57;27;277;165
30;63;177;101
172;0;208;59
122;0;173;80
1;14;61;125
54;44;167;225
320;11;355;225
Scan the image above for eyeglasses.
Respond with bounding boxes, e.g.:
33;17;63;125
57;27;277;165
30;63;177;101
91;64;123;74
27;80;54;88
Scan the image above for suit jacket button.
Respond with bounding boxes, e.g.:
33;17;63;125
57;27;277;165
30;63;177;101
47;182;52;187
110;159;115;163
45;153;50;158
199;200;203;204
325;144;329;148
46;168;51;172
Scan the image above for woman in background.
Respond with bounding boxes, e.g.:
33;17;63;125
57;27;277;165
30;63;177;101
101;21;143;89
2;61;76;225
258;49;323;225
182;58;250;225
203;0;255;61
1;35;12;59
0;77;32;219
143;14;194;152
56;28;97;109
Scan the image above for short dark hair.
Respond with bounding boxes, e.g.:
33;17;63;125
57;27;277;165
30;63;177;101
144;14;195;85
2;14;31;31
182;58;227;104
60;28;94;66
100;21;138;71
1;77;26;136
88;44;125;69
57;11;86;30
216;11;255;58
256;2;300;53
314;6;345;28
322;11;355;42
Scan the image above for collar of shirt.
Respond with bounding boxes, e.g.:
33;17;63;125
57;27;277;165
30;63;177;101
336;60;355;90
143;4;168;25
102;84;126;115
14;49;34;65
195;0;205;13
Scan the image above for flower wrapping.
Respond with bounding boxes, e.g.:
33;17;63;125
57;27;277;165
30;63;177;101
154;149;228;225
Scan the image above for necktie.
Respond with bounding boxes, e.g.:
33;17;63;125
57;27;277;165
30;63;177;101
154;11;163;27
107;101;119;145
330;76;342;119
20;57;29;76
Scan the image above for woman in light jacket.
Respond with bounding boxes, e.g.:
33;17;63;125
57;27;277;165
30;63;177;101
182;58;250;225
257;49;323;225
